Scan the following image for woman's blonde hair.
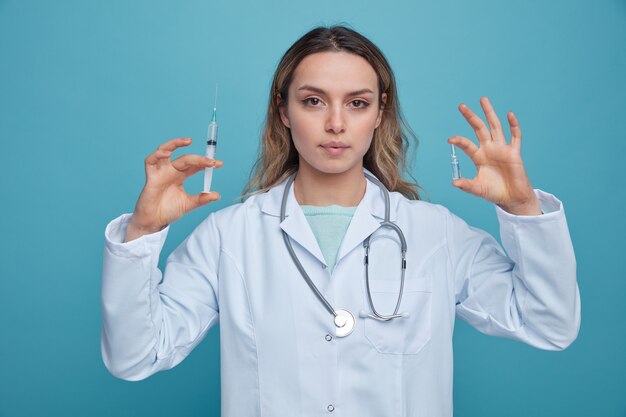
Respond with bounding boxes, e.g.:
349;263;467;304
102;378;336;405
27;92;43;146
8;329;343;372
243;25;420;200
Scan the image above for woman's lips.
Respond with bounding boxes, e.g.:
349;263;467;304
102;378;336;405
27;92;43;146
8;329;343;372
320;142;349;155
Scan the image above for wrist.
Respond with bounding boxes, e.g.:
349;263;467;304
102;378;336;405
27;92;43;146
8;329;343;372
125;217;167;242
498;193;542;216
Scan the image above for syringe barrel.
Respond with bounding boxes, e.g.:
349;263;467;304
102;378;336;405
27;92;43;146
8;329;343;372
451;159;460;180
450;144;460;180
203;166;214;193
207;122;218;143
203;105;218;193
203;143;217;193
205;144;216;159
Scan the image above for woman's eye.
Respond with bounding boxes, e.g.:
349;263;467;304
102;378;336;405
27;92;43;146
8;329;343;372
351;100;369;108
303;97;321;106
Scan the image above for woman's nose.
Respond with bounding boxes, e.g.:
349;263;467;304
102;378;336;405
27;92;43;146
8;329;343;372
325;105;346;134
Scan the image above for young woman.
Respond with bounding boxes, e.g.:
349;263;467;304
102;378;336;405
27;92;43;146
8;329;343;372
102;26;580;416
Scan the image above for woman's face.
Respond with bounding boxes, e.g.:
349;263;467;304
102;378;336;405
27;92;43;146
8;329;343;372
279;51;385;178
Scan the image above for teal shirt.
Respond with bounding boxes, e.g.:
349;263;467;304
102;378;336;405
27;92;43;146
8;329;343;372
300;205;357;273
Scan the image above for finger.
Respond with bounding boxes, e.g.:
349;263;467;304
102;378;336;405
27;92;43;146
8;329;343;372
145;149;172;166
188;191;222;211
157;137;193;153
172;156;224;178
479;97;505;143
172;154;215;172
448;136;479;158
508;111;522;150
458;103;492;144
451;177;486;199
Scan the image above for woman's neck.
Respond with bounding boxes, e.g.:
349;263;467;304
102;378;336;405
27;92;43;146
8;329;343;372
293;164;366;207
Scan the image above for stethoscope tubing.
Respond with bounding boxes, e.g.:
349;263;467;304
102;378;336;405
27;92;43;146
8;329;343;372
280;173;338;319
362;173;408;321
280;171;408;324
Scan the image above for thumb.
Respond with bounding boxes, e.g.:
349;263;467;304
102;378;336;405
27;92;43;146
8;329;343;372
452;178;485;199
188;191;221;211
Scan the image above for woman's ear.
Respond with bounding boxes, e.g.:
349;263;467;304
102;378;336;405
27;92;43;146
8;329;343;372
277;93;291;128
375;92;387;128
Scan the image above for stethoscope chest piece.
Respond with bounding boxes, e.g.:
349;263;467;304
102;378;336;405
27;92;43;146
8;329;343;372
334;309;355;337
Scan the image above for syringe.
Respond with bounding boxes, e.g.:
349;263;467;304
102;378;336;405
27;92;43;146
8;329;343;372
203;86;218;193
450;144;461;180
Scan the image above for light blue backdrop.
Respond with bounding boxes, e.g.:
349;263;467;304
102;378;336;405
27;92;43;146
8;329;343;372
1;0;624;416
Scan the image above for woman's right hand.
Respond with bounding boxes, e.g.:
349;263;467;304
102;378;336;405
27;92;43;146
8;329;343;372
125;138;223;242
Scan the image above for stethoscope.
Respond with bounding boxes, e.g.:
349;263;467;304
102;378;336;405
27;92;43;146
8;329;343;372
280;172;408;338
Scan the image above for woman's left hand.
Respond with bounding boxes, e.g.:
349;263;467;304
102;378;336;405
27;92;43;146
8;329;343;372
448;96;541;216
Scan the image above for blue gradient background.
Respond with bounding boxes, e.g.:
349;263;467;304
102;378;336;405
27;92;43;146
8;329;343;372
1;1;624;416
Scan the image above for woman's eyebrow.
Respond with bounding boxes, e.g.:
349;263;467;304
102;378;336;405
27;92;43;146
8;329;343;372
297;85;375;96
